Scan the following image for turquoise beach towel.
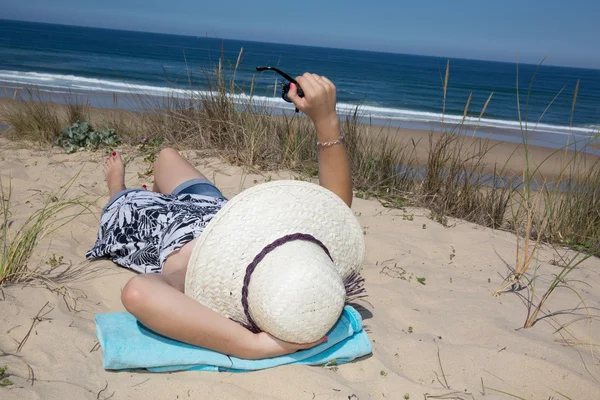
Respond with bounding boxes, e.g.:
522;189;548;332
94;305;371;372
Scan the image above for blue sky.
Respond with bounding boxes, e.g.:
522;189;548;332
2;0;599;68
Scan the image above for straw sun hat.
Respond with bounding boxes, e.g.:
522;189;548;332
184;180;366;344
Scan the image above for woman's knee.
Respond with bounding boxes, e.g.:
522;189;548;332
154;147;178;170
121;275;149;312
158;147;178;160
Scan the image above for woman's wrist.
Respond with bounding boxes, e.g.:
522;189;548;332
314;114;341;142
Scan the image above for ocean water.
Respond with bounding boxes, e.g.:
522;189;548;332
1;19;599;146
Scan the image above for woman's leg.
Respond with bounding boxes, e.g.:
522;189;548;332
152;148;207;194
152;148;211;274
105;152;126;200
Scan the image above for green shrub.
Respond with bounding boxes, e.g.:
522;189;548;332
54;121;120;153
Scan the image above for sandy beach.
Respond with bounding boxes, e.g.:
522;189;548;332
363;123;599;180
1;135;599;400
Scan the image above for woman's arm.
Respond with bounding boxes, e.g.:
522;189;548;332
288;74;353;207
121;270;324;359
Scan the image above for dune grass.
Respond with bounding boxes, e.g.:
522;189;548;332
0;175;93;285
542;153;600;253
0;88;62;143
483;60;600;335
66;93;90;125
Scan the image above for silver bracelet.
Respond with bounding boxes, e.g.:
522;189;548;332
317;130;345;147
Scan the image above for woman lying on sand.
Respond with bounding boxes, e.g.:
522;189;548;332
86;73;353;359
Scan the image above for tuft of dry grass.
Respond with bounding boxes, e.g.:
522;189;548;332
66;93;90;124
0;174;93;285
343;111;418;199
542;152;600;254
492;60;600;334
421;131;516;228
0;88;61;142
422;60;516;228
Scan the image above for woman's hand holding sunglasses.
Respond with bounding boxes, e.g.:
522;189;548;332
254;67;340;142
287;73;338;131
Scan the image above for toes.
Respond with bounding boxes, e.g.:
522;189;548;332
112;152;123;164
104;152;124;173
105;152;119;162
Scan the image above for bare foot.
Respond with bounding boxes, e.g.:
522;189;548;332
105;152;126;199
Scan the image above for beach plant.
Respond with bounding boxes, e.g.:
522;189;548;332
0;378;13;387
138;136;164;163
0;365;11;387
540;145;600;254
343;113;418;202
519;135;600;327
46;253;65;268
492;60;600;335
425;60;517;229
54;121;121;153
137;136;164;177
0;175;92;285
66;93;90;124
523;249;593;328
492;61;561;297
0;88;61;142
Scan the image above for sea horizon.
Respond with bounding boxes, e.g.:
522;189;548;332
5;17;600;71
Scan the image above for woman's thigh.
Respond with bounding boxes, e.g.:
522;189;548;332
162;237;198;292
153;148;208;194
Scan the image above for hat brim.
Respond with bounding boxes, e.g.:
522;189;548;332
184;180;366;330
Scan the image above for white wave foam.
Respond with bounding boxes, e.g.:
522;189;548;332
0;70;194;96
338;103;599;136
1;69;598;136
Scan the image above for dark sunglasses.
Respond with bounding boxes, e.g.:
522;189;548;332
256;66;304;111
